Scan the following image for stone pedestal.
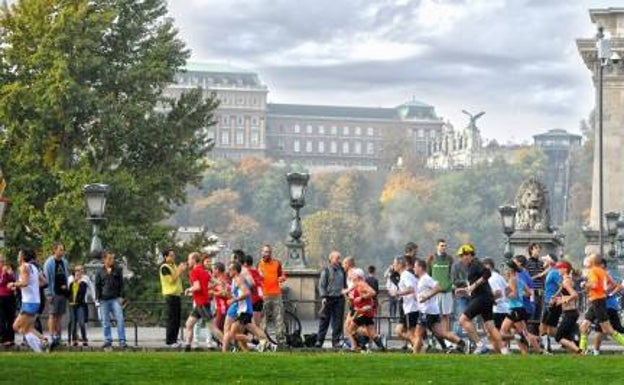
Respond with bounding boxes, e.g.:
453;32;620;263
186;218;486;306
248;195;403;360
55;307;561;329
509;231;564;259
283;268;320;321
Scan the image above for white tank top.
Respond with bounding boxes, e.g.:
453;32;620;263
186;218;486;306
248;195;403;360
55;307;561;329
20;263;40;304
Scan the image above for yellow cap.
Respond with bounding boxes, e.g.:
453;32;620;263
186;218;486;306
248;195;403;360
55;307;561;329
457;244;475;255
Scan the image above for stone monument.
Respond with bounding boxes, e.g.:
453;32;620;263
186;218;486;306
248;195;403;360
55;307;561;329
577;8;624;253
508;177;563;257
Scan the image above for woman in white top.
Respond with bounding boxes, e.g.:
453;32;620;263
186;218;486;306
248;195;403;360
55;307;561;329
8;249;48;352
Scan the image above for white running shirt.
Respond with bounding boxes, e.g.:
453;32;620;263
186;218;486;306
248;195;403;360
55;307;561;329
417;273;440;315
489;271;509;314
20;263;40;304
398;270;419;313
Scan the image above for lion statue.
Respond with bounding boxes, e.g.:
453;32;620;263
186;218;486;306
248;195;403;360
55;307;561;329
514;177;550;232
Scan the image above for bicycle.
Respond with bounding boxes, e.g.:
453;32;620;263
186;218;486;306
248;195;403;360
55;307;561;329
263;300;302;346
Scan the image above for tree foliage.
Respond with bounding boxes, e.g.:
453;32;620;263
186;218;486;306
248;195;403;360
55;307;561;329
0;0;216;263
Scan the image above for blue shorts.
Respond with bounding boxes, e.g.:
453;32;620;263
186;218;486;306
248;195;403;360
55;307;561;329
227;304;238;318
21;302;39;316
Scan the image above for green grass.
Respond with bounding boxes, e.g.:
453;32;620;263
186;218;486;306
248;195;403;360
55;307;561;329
1;352;622;385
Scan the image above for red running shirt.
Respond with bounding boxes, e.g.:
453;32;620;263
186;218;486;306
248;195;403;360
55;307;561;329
189;265;211;306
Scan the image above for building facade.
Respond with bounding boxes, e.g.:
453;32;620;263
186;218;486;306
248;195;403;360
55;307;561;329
533;129;582;227
426;114;485;170
265;101;443;170
165;63;444;169
164;63;269;160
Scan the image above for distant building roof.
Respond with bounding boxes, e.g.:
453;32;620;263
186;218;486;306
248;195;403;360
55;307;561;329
533;129;582;141
183;62;255;74
267;101;440;122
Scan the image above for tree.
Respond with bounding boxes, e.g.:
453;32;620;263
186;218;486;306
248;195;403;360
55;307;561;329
0;0;217;263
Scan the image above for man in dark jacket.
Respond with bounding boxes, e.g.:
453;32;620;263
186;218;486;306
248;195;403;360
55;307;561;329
315;251;346;348
95;250;127;349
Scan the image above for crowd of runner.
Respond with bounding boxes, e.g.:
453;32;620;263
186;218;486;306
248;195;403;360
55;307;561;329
2;239;624;355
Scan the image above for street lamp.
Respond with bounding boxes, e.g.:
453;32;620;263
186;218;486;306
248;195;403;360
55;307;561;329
606;211;621;259
285;172;310;269
498;205;517;259
83;183;109;253
616;219;624;260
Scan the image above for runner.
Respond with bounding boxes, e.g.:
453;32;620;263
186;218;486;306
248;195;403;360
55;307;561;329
539;255;561;352
414;259;466;354
482;258;509;330
9;249;48;353
243;255;264;326
591;259;624;355
212;262;230;333
344;268;385;352
579;253;624;353
390;256;419;353
455;244;504;354
552;261;581;354
499;261;543;355
183;252;223;351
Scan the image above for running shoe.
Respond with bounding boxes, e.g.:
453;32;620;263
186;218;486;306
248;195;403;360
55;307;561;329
42;339;51;353
473;344;490;355
102;342;112;351
184;344;192;352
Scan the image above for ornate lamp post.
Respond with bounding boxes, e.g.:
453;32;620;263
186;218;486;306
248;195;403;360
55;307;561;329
285;172;310;269
605;211;620;259
499;205;517;259
83;183;109;253
616;219;624;261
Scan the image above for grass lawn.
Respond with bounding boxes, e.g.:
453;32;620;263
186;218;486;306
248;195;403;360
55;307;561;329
1;352;621;385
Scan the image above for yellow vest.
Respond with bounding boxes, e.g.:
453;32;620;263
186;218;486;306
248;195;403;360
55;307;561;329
160;263;183;296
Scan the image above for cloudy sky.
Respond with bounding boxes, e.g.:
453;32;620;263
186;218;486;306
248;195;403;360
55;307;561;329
167;0;616;143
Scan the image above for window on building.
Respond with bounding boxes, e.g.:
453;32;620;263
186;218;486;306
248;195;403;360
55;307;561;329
418;129;424;138
221;131;230;145
355;126;362;136
367;127;374;136
343;141;350;154
293;139;301;153
294;124;301;133
318;141;325;153
343;126;350;136
236;131;244;146
223;115;230;126
251;132;259;146
251;116;259;126
306;125;313;134
306;140;313;153
318;125;325;135
331;126;338;135
237;97;244;105
236;116;244;127
430;130;436;138
355;141;362;154
330;141;337;153
367;142;374;155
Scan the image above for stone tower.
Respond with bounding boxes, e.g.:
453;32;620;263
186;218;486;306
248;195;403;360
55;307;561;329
577;9;624;234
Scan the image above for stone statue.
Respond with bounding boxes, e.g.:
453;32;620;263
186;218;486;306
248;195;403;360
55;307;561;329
462;110;485;131
514;176;551;232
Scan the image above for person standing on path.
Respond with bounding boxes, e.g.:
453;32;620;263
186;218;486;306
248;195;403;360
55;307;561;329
43;242;69;348
159;249;186;347
315;251;346;348
258;244;287;346
95;251;127;350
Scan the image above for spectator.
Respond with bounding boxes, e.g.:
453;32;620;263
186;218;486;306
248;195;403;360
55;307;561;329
95;250;127;349
43;241;69;348
365;265;379;307
67;265;95;346
315;251;346;348
384;264;399;318
427;239;454;341
525;243;544;334
257;244;287;346
159;249;186;348
0;254;16;346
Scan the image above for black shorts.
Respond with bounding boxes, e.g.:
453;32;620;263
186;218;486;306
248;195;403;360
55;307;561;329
555;310;579;342
493;313;507;330
419;314;440;330
598;308;624;334
235;313;252;325
190;305;213;320
253;300;264;312
585;298;609;324
463;297;494;322
506;307;528;323
353;315;374;327
400;311;420;330
541;305;562;327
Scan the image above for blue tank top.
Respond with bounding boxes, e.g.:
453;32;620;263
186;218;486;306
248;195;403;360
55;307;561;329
232;280;252;315
508;274;525;309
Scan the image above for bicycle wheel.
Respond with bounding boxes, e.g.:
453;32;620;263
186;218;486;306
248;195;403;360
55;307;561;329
265;310;301;346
